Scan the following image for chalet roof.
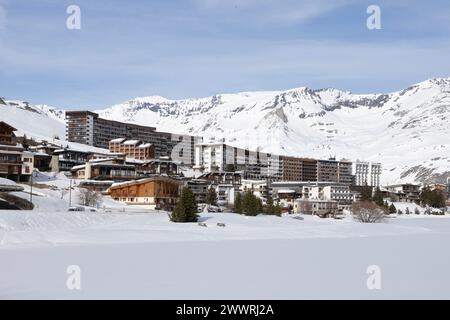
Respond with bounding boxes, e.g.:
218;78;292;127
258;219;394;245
137;143;152;148
108;175;183;190
0;121;17;131
0;144;23;150
123;140;141;145
0;150;23;155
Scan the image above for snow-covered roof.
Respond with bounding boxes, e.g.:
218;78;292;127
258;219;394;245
0;144;22;149
125;158;145;164
71;164;86;171
0;150;23;155
88;157;117;164
110;138;126;143
277;189;296;193
123;140;141;145
137;143;152;148
109;176;183;190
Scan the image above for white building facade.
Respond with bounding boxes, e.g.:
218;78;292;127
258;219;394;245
353;161;382;187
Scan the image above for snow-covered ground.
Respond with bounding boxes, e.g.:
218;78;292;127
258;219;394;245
1;174;450;299
1;208;450;298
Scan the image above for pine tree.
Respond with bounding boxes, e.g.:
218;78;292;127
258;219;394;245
242;191;262;216
170;187;198;223
420;187;446;208
22;134;30;150
274;202;282;216
405;207;410;215
206;187;218;206
234;192;243;214
265;196;275;214
373;188;384;207
256;198;263;214
264;196;282;216
414;207;420;215
360;186;373;202
397;209;403;215
388;203;396;214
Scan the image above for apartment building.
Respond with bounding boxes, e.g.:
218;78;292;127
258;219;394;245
353;161;382;187
316;158;354;185
107;176;182;210
66;111;199;162
0;122;27;181
187;179;209;204
385;184;421;203
317;159;339;183
308;184;355;211
281;157;318;181
293;199;338;216
50;147;117;172
194;142;282;180
241;179;271;202
109;138;155;160
338;159;353;185
137;158;180;176
71;158;137;181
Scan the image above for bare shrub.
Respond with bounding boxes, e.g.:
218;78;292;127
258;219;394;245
78;188;102;207
352;201;386;223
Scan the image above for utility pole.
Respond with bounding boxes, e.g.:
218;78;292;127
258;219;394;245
29;172;33;204
69;178;72;208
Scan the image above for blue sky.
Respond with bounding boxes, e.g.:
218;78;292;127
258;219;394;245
0;0;450;109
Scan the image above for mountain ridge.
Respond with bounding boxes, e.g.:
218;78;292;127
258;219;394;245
2;77;450;185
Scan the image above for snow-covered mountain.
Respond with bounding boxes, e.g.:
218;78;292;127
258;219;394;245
1;77;449;184
95;78;450;185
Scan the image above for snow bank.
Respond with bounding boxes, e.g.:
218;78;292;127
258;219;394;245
0;178;17;186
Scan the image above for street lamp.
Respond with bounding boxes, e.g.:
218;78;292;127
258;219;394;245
63;171;73;208
29;168;38;204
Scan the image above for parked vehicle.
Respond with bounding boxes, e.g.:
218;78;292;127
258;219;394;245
207;205;222;213
68;206;85;212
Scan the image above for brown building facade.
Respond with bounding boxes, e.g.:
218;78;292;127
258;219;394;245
0;122;24;181
281;157;318;181
109;138;155;160
66;111;200;163
108;176;182;210
0;121;16;145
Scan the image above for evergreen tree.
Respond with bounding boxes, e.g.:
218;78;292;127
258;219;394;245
360;186;373;202
22;134;30;150
414;207;420;215
205;187;218;206
264;196;282;216
388;203;397;214
170;187;198;223
242;191;263;216
274;202;282;216
373;188;384;207
420;187;446;208
256;198;263;214
265;196;275;214
405;207;410;215
234;192;242;214
397;209;403;215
